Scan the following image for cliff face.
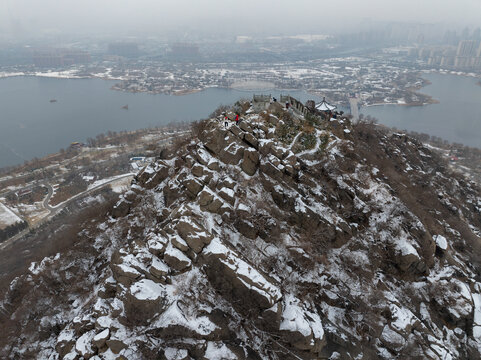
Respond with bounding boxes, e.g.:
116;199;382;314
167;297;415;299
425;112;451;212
1;103;481;359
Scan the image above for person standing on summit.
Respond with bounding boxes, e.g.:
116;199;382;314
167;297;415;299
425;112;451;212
224;113;229;128
235;113;239;125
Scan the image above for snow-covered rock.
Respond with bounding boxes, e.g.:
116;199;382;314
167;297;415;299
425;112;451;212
280;294;325;352
3;107;481;360
163;243;192;271
203;238;282;312
123;279;168;321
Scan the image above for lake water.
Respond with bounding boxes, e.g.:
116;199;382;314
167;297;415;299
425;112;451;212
361;73;481;148
0;76;321;168
1;73;480;168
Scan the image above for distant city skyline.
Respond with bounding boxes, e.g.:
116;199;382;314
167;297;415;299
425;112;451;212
1;0;481;40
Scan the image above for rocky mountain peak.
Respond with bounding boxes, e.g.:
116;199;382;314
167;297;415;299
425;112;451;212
1;100;481;359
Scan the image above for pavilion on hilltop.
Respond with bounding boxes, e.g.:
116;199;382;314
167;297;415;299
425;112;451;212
315;97;337;112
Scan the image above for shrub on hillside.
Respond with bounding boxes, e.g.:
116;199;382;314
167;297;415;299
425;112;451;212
191;118;210;138
301;132;317;150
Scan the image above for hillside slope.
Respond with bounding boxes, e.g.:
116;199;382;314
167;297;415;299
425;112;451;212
1;103;481;359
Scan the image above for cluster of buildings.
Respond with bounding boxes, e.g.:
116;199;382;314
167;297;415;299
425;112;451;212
108;42;139;58
108;56;425;107
169;43;200;58
32;49;91;67
32;42;141;67
409;40;481;70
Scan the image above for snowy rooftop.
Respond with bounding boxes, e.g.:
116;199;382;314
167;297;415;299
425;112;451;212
315;97;337;111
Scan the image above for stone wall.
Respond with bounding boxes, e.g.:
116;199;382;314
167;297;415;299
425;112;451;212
252;94;271;112
252;94;312;116
280;95;310;116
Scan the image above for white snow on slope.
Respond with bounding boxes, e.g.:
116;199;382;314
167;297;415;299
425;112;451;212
433;235;448;250
0;202;23;229
130;279;165;301
204;238;282;305
153;300;218;336
280;294;325;340
204;342;237;359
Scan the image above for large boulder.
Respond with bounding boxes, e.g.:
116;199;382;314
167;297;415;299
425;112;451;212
198;188;224;214
175;216;213;253
170;233;190;252
198;189;214;207
202;238;282;315
208;197;224;214
200;128;229;155
270;145;286;160
234;219;257;239
229;124;244;138
191;164;205;177
260;159;284;182
219;142;245;165
207;159;220;171
163;181;183;207
56;329;76;358
219;176;236;189
124;279;168;323
110;263;141;287
243;132;259;149
75;331;96;359
92;328;110;350
182;177;204;198
194;147;212;165
139;162;170;190
218;187;235;206
241;148;260;176
239;121;253;133
258;140;273;156
106;338;128;354
392;237;426;274
147;234;168;256
164;244;192;272
380;325;406;352
149;257;170;278
279;295;325;353
112;198;131;218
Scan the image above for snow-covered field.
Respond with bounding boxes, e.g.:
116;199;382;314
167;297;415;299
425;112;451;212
87;173;135;191
0;202;23;229
0;72;25;78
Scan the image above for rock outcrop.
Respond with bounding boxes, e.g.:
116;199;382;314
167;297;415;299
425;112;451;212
2;102;481;360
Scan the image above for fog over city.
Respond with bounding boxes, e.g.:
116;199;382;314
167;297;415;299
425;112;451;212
3;0;481;358
2;0;481;39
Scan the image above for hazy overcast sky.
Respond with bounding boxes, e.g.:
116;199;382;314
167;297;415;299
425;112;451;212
2;0;481;39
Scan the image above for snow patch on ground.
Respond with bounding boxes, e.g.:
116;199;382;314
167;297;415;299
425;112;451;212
0;202;23;229
130;279;165;301
433;235;448;250
204;342;237;360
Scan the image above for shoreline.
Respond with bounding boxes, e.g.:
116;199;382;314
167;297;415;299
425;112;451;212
0;71;126;82
361;97;439;108
362;99;438;108
0;68;470;106
422;68;481;79
173;88;203;96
